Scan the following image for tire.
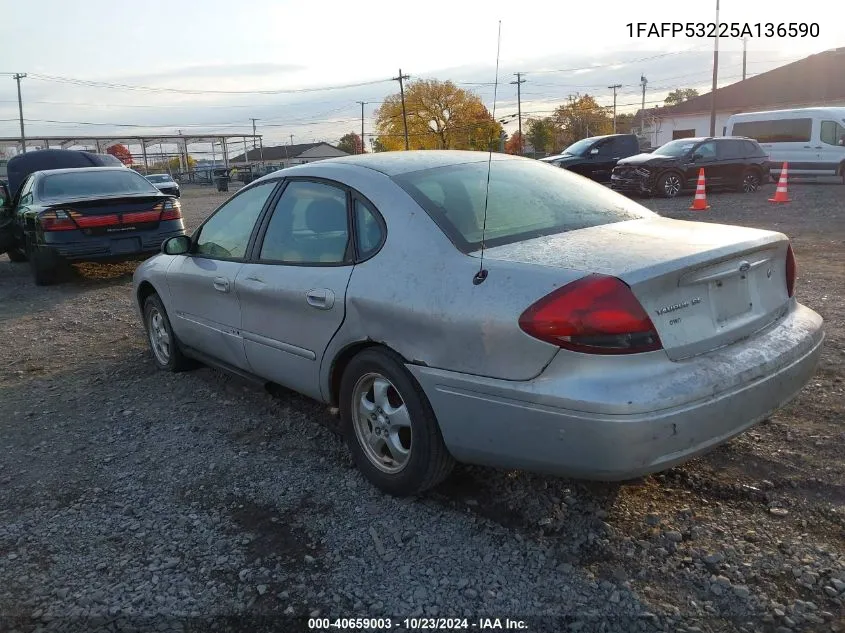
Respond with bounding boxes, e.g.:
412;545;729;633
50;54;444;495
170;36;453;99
142;293;193;372
839;163;845;185
339;348;455;496
656;172;683;198
740;169;762;193
6;246;27;262
29;246;62;286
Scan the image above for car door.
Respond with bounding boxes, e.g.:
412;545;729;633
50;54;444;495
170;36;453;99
165;179;280;370
685;140;721;187
591;138;622;183
818;119;845;176
236;179;359;400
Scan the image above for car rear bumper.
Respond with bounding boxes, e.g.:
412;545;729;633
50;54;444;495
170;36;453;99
41;221;186;261
408;301;824;480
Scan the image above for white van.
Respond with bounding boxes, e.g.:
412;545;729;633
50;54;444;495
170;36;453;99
725;107;845;181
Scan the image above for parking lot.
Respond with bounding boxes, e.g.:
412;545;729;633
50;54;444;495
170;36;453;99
0;181;843;632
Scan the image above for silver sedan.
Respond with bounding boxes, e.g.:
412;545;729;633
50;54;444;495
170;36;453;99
132;151;824;496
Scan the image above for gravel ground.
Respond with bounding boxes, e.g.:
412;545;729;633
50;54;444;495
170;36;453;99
0;181;843;633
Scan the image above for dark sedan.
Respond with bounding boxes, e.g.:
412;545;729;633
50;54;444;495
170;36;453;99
610;136;770;198
0;167;186;285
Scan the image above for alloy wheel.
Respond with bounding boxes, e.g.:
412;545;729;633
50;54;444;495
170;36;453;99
147;307;171;365
351;372;412;474
742;172;760;192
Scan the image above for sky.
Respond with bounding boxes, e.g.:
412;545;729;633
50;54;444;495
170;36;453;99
0;0;841;158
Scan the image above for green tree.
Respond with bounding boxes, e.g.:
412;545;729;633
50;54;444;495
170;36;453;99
374;79;502;151
551;94;612;148
614;112;636;134
526;118;556;155
664;88;700;105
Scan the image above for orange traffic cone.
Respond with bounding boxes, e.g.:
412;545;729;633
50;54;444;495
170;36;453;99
769;162;790;203
689;168;710;210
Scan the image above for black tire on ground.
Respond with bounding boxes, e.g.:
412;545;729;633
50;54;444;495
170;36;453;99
6;246;27;262
656;171;683;198
142;293;193;372
29;246;62;286
740;169;762;193
339;347;455;496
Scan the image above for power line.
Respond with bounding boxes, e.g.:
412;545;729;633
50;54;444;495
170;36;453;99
26;73;393;95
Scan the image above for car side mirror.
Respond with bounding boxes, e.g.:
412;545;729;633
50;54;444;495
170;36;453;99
589;148;599;156
692;152;704;161
162;235;191;255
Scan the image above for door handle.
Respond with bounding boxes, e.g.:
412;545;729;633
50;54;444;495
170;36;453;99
803;146;812;149
814;146;822;149
306;288;335;310
213;277;230;293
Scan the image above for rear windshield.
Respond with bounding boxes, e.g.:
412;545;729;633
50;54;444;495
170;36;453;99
146;174;172;183
393;158;656;251
38;170;160;200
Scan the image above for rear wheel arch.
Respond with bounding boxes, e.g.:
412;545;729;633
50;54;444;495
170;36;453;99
328;341;409;406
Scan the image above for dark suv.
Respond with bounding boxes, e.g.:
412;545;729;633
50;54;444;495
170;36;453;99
610;136;770;198
540;134;641;183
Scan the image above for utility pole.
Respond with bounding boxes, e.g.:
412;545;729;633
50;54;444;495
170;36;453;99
709;0;721;136
639;76;648;140
250;118;264;166
13;73;26;154
392;68;410;150
356;101;367;154
510;72;526;154
608;84;622;133
742;36;748;80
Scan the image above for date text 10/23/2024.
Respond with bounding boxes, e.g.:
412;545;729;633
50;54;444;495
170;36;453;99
626;22;820;38
308;618;528;630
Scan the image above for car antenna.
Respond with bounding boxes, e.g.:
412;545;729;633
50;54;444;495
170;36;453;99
473;20;502;286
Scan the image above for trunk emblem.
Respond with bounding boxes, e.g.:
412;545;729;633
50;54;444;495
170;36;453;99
655;297;701;316
739;261;751;273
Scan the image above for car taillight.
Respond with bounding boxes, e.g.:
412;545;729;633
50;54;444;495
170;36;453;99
123;210;161;224
518;274;663;355
786;243;796;298
40;210;77;231
72;213;120;228
160;198;182;221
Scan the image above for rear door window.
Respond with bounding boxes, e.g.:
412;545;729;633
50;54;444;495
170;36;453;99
717;140;744;159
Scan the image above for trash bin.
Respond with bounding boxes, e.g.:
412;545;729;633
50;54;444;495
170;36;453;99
215;175;229;192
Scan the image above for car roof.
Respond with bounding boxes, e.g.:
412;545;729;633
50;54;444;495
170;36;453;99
146;173;171;177
320;150;521;176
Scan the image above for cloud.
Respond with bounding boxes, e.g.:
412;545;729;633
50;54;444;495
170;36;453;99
0;47;812;149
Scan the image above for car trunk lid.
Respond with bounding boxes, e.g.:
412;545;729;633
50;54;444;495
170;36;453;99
480;217;792;361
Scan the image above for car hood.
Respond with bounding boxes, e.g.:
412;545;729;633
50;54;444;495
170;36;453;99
551;155;586;166
616;153;679;167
